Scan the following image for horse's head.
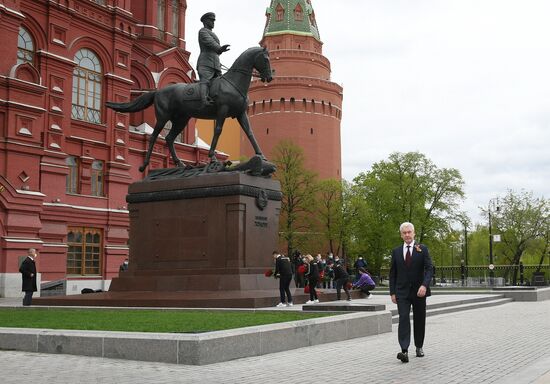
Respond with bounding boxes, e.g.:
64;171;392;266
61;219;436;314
254;47;273;83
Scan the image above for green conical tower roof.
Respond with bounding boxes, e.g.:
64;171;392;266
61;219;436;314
263;0;321;42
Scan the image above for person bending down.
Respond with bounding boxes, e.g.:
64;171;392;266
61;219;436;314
353;267;376;298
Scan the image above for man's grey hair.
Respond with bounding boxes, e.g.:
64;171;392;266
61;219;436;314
399;222;415;232
28;248;36;253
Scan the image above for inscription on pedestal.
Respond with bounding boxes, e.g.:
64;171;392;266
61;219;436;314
254;216;268;228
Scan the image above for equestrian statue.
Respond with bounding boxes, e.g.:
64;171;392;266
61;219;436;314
106;12;273;174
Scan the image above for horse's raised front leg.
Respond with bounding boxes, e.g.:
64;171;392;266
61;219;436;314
165;117;190;168
237;111;265;159
208;107;229;162
140;119;167;172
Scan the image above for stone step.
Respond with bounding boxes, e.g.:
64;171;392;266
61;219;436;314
391;297;513;324
389;293;506;316
302;301;386;312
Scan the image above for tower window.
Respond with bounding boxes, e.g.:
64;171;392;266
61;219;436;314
91;160;104;197
157;0;165;31
66;156;80;194
17;27;34;65
294;4;304;21
276;3;284;21
172;0;179;37
310;128;314;135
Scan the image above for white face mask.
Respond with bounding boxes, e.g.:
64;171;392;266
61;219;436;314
123;261;128;265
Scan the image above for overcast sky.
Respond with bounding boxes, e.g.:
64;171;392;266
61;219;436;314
185;1;550;224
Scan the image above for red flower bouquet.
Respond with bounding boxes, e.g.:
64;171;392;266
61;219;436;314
297;265;306;275
304;285;310;293
264;269;273;277
345;281;353;290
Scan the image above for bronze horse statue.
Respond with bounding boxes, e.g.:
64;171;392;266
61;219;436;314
106;46;273;172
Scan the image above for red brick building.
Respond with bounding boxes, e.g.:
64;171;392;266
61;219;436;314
0;0;212;297
244;0;343;180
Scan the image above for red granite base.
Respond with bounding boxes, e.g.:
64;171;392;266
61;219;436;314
32;289;363;308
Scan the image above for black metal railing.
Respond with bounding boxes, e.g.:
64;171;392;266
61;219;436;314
378;264;549;287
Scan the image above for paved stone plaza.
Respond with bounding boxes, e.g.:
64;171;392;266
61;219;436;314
0;299;548;383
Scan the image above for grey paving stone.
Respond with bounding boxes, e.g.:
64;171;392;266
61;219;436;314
0;299;549;384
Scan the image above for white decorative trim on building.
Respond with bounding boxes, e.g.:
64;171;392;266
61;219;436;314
43;202;129;214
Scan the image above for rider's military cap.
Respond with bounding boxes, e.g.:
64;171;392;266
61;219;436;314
200;12;216;22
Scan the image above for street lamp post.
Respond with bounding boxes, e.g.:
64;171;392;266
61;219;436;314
451;246;454;283
488;198;499;287
463;223;468;276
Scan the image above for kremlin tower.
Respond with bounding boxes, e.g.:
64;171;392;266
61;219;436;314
245;0;343;180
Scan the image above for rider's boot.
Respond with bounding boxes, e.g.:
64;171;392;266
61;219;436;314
199;81;214;107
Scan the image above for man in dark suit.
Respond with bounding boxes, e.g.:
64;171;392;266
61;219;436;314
390;222;433;363
19;248;38;306
197;12;230;106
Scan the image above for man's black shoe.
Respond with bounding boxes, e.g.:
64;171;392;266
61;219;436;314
397;352;409;363
416;348;424;357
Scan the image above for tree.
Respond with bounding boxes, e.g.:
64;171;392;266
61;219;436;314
484;190;549;284
315;179;343;255
272;140;317;256
350;152;465;274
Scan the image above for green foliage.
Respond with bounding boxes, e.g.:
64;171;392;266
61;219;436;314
484;190;549;271
272;140;318;255
466;225;491;265
0;308;329;333
315;179;344;255
348;152;465;274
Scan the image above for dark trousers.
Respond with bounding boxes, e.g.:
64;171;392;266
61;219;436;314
23;291;33;306
359;284;375;295
279;275;293;303
308;278;319;300
295;271;305;288
397;294;426;352
335;278;351;300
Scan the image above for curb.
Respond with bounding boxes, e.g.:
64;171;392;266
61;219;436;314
0;310;391;365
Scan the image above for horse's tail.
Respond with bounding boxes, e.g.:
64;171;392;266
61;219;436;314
105;91;156;113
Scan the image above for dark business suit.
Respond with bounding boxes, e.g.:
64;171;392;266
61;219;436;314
389;243;433;352
19;256;37;306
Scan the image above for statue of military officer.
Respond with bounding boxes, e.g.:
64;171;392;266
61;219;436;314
197;12;230;106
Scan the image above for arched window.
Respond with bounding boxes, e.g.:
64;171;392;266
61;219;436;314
17;27;34;65
72;49;102;124
157;0;165;31
276;3;284;22
66;156;79;194
172;0;179;37
294;4;304;21
91;160;104;197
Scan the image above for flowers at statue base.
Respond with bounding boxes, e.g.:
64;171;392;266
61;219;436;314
297;264;306;275
345;281;353;290
264;269;274;277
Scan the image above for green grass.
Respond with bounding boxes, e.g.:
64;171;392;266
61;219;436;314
0;308;330;333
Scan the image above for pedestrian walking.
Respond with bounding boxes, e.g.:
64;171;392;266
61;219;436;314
390;222;433;363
